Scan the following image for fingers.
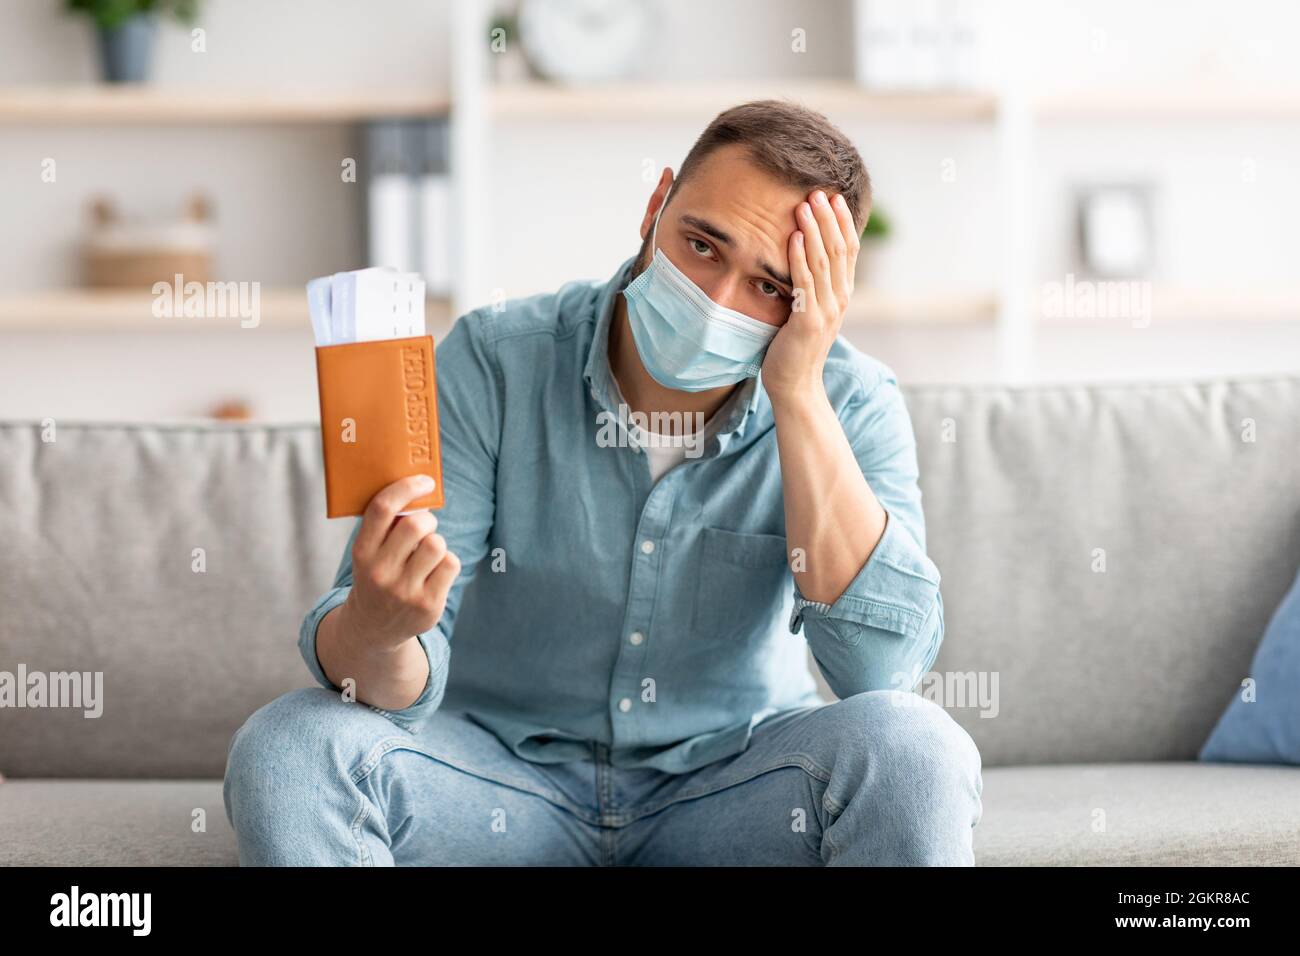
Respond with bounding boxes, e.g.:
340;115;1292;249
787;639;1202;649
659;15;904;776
831;194;860;299
376;511;439;573
423;549;463;611
797;199;835;311
788;228;816;319
403;528;447;584
808;190;851;312
354;474;437;560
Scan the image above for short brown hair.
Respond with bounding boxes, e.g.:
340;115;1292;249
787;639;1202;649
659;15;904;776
674;100;871;230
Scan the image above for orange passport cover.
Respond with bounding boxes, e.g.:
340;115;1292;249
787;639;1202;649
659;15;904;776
315;335;444;518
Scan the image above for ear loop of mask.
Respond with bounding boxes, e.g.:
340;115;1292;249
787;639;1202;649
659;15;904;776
650;181;673;255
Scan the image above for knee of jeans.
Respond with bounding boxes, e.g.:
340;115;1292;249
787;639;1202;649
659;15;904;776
831;689;982;790
224;686;398;796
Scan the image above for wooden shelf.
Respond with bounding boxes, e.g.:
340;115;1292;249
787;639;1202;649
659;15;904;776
0;86;450;125
13;284;1290;333
846;290;998;325
1036;91;1300;122
0;289;453;332
489;82;998;122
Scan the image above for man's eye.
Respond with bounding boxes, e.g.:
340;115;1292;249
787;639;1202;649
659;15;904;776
757;281;782;299
689;238;712;257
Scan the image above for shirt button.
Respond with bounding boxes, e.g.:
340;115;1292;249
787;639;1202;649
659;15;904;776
629;631;644;646
618;698;632;713
640;539;655;555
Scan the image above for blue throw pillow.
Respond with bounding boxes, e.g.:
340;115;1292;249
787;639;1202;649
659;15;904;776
1200;567;1300;764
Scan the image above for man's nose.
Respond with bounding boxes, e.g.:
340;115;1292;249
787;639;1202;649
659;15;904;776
701;272;744;311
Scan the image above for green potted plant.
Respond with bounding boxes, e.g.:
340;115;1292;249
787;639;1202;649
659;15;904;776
64;0;200;84
857;205;892;286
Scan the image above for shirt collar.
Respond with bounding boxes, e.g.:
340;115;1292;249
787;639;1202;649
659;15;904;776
582;257;766;445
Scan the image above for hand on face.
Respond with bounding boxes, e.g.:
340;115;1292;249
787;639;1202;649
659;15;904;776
760;190;860;400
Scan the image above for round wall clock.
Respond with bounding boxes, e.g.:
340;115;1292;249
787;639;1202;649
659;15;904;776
517;0;656;84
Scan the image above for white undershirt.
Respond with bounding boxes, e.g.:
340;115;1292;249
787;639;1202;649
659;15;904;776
610;375;719;484
643;434;693;484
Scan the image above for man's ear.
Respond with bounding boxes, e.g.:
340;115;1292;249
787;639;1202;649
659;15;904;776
639;168;675;242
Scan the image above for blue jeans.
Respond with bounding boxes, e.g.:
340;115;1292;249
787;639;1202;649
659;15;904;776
223;687;983;865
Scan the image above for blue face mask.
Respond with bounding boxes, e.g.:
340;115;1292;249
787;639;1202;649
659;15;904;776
623;194;781;393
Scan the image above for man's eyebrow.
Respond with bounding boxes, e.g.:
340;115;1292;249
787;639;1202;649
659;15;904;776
680;214;793;289
680;215;732;245
759;260;793;289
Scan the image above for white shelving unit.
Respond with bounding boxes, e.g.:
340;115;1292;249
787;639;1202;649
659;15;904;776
0;288;453;332
486;81;998;121
1036;90;1300;122
446;1;1005;341
0;86;450;124
0;18;1007;334
2;0;1297;368
0;86;451;334
1025;86;1300;370
1035;285;1300;324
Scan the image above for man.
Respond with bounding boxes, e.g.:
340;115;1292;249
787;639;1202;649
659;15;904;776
224;100;982;866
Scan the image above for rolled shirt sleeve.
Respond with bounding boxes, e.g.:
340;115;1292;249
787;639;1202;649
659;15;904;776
789;373;944;698
297;530;453;732
297;310;502;732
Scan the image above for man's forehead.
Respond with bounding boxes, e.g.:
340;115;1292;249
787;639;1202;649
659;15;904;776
674;149;806;220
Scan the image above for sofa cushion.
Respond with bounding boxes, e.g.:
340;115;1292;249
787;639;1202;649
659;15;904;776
5;763;1298;866
973;763;1300;866
1200;566;1300;765
0;779;237;866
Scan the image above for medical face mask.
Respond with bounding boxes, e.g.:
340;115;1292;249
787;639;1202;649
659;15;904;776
623;196;780;392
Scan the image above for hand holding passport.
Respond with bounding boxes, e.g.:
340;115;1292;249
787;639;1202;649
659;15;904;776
307;268;445;518
307;270;458;692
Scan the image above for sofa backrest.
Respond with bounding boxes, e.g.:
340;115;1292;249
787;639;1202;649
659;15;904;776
911;376;1300;765
0;422;349;778
1;375;1297;777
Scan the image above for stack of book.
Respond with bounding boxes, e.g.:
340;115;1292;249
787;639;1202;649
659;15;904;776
365;119;452;298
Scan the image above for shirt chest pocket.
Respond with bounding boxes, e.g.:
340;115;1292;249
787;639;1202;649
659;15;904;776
692;527;791;642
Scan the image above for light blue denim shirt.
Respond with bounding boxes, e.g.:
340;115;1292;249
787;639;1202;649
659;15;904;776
301;257;943;774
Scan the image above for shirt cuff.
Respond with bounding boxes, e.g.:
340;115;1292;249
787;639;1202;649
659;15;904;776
362;628;450;733
298;586;350;691
297;586;451;733
788;511;940;639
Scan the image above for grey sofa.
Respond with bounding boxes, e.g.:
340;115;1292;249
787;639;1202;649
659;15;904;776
3;375;1299;866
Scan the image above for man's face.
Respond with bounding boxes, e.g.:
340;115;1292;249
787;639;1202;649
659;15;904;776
639;144;807;328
